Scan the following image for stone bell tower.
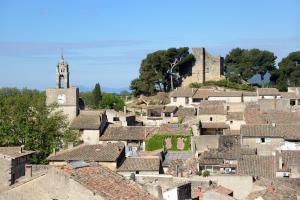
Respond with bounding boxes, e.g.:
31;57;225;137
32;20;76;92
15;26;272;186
46;52;79;123
56;54;70;89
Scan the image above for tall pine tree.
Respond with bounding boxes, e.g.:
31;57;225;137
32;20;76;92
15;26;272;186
92;83;102;108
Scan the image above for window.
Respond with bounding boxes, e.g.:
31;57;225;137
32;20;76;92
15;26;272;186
164;113;171;117
209;117;213;122
185;97;189;104
230;120;233;124
193;98;202;103
113;117;119;121
261;138;265;143
173;97;177;102
290;99;296;106
298;100;300;105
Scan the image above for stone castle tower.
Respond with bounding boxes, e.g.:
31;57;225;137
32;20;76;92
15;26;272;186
46;54;79;123
182;48;224;86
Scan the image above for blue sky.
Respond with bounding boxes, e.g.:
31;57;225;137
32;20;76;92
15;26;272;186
0;0;299;90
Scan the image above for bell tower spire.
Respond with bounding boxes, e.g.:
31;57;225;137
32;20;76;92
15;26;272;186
56;50;69;89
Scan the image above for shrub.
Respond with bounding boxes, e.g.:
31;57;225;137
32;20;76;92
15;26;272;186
189;80;256;91
196;171;202;176
178;116;185;124
202;170;210;177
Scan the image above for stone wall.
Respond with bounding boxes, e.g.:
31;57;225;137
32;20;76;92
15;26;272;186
181;48;224;86
0;157;12;186
259;99;290;112
242;137;283;155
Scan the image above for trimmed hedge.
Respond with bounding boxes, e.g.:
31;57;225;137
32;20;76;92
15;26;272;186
145;134;191;151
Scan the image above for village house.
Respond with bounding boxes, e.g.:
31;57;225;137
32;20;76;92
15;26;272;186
70;110;107;144
0;147;35;186
277;150;300;178
240;124;300;156
105;109;137;126
198;135;257;175
226;112;245;130
196;100;227;123
47;143;125;170
170;87;197;107
145;105;179;125
99;125;156;156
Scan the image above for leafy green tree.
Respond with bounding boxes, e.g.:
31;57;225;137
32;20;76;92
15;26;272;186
130;47;194;96
99;93;125;111
0;88;79;163
225;48;277;84
92;83;102;108
271;51;300;91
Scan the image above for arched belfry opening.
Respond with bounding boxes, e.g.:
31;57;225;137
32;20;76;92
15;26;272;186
56;53;70;89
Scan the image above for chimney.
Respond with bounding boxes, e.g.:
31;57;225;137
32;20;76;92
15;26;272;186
19;147;23;154
271;123;276;127
53;148;56;155
124;106;127;114
279;156;283;170
25;165;32;178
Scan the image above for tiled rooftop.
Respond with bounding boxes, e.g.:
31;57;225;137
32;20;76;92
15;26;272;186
47;143;124;162
100;126;157;141
241;124;300;140
237;155;276;178
117;157;160;172
70;111;104;130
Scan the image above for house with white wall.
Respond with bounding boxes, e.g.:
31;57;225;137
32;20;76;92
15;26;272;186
70;110;107;144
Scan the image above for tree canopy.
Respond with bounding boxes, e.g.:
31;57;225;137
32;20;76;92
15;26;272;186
0;88;79;163
80;83;125;111
130;47;194;96
270;51;300;91
92;82;102;108
225;48;277;83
